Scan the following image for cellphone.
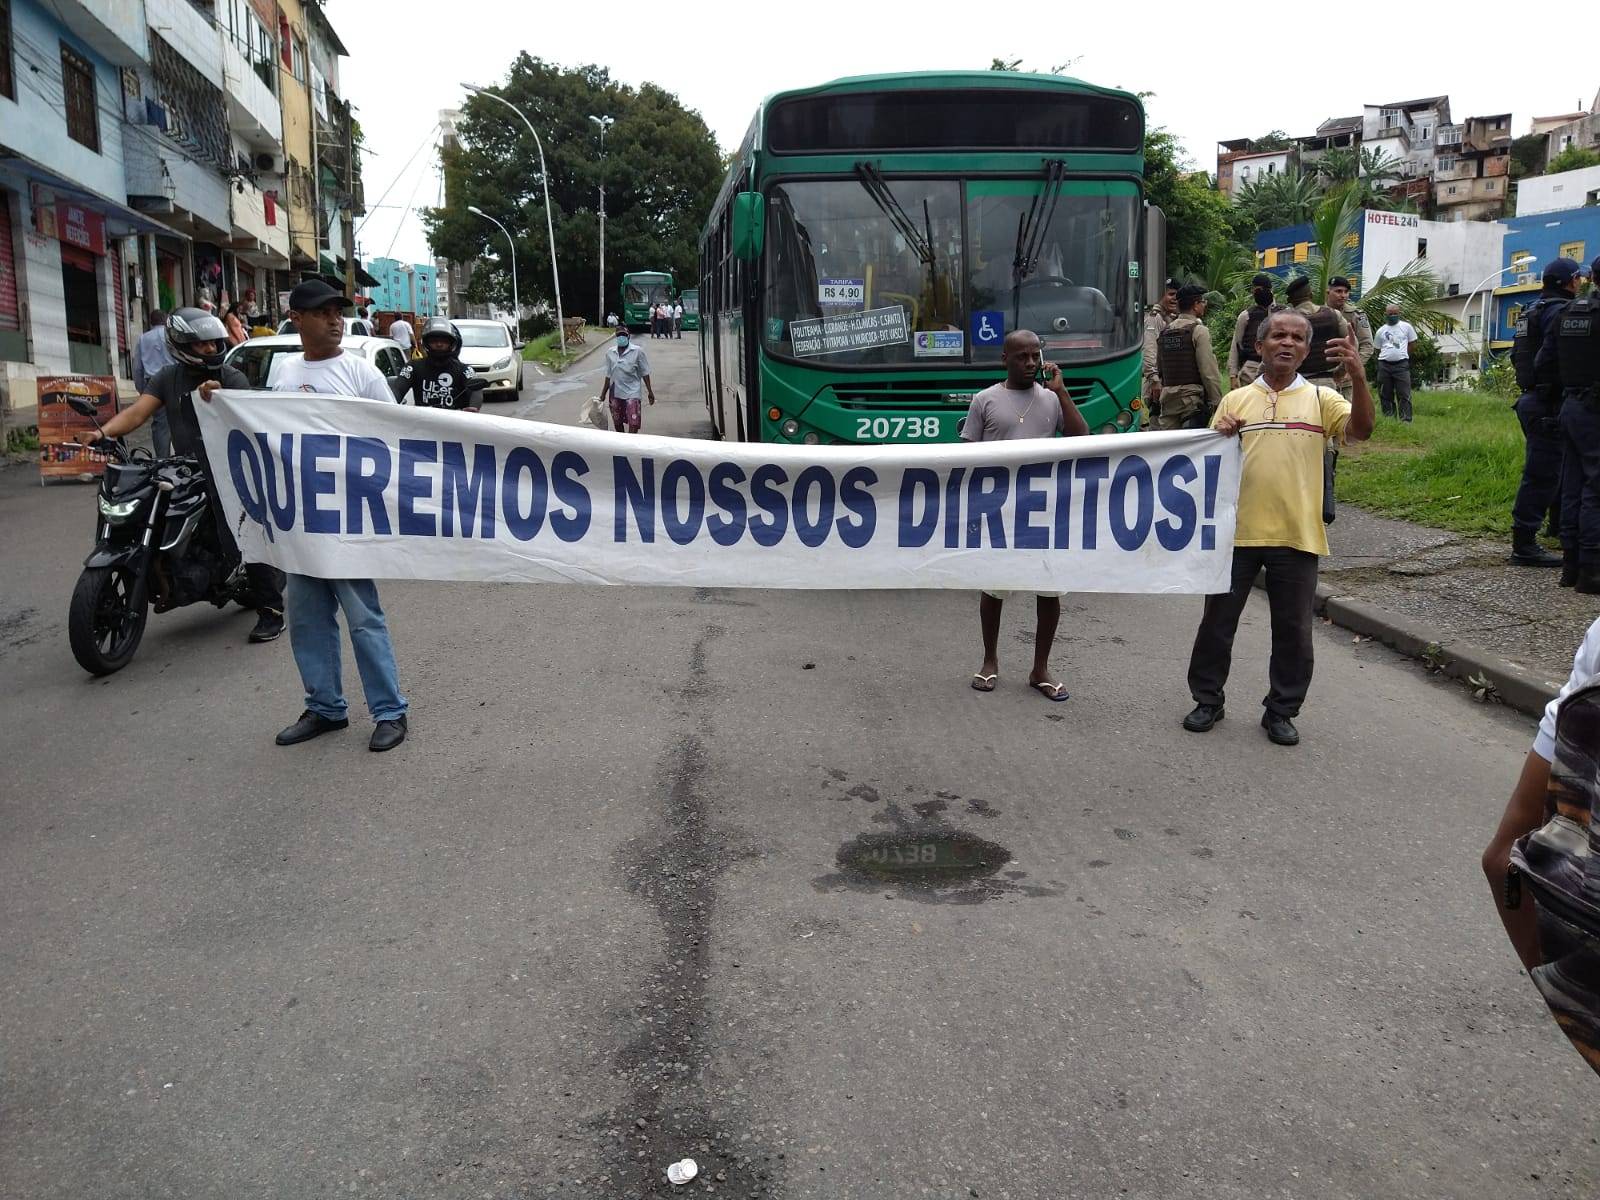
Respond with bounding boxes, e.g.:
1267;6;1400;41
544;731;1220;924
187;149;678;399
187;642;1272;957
1035;364;1057;384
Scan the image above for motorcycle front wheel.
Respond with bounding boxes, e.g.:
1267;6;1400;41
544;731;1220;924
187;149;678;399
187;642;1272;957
68;565;149;675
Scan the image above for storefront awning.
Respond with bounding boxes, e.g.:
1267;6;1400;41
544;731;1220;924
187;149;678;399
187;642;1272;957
319;252;381;288
0;150;183;240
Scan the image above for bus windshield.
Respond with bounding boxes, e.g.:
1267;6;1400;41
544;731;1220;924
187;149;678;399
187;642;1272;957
681;290;698;314
761;176;1140;367
624;277;673;305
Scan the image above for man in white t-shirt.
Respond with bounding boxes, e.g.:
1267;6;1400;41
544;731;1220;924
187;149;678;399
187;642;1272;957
961;329;1090;702
673;301;684;339
270;278;410;753
388;314;415;355
1374;304;1417;421
1483;614;1600;974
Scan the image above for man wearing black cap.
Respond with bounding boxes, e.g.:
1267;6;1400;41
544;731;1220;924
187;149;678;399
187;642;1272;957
269;278;411;752
1141;278;1180;421
1326;276;1373;401
1510;258;1583;571
1154;285;1224;429
1284;276;1349;391
1227;274;1277;389
1550;258;1600;589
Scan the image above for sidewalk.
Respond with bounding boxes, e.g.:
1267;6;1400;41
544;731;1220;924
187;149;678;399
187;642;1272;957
1316;505;1595;714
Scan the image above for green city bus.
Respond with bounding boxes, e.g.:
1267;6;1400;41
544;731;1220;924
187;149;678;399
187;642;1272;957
620;270;675;331
679;287;699;331
697;72;1165;444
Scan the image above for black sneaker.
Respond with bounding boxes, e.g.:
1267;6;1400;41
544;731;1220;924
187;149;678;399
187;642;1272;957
1183;703;1225;732
1261;712;1300;746
1508;538;1562;568
249;610;285;642
276;710;349;745
370;715;408;752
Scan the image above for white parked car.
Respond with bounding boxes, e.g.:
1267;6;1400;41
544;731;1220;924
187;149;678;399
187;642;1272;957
275;317;374;337
451;319;522;402
225;333;412;393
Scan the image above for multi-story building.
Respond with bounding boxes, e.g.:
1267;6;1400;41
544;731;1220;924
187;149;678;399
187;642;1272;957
0;0;170;388
1256;208;1504;379
1215;138;1295;198
218;0;291;315
1361;96;1451;179
364;258;437;315
1295;116;1361;172
436;108;488;319
1534;89;1600;165
1490;205;1600;354
1516;162;1600;218
306;1;363;288
273;0;317;276
1432;114;1513;222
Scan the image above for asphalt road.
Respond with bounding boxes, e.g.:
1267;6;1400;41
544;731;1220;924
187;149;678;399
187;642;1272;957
2;336;1596;1199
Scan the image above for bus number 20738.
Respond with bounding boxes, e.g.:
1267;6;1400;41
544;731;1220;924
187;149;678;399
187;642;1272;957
855;415;942;441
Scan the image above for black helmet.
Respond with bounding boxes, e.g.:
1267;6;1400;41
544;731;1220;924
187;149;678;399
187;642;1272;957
166;307;230;370
419;316;461;357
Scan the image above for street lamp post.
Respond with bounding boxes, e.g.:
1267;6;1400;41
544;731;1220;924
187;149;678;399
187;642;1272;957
1463;255;1537;373
462;82;563;357
589;114;614;327
468;206;519;331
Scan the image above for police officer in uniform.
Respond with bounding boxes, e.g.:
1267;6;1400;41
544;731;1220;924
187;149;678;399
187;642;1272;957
1508;258;1582;570
1327;275;1374;401
1285;276;1349;390
1551;257;1600;591
1227;273;1277;389
1142;278;1180;423
1155;285;1224;429
398;317;483;411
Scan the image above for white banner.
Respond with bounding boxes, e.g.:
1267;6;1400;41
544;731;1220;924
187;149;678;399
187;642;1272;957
196;392;1241;593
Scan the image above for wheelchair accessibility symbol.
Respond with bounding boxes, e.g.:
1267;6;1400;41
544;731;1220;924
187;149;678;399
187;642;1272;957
971;310;1004;346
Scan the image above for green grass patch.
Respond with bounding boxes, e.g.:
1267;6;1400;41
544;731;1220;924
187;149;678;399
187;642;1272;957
522;326;609;371
4;425;40;455
1335;389;1525;536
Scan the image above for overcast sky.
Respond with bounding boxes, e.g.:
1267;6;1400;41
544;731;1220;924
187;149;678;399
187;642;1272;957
331;0;1597;268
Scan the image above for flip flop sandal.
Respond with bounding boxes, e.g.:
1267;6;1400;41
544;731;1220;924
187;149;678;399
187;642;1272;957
1030;681;1070;702
971;673;998;692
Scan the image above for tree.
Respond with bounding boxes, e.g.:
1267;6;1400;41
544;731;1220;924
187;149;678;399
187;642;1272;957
1548;145;1600;174
1142;126;1232;281
1314;147;1358;184
1251;130;1294;152
1299;192;1454;336
1510;132;1547;179
1234;169;1325;230
423;57;724;322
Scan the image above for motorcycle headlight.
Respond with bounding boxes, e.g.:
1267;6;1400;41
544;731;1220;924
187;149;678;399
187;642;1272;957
493;356;515;372
98;495;142;520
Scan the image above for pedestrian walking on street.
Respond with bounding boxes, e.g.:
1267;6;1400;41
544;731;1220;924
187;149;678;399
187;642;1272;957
1553;257;1600;592
269;279;410;753
388;313;415;356
673;300;684;339
132;310;175;458
964;329;1091;702
1374;304;1417;421
600;326;655;433
1183;311;1375;746
1227;274;1277;390
1154;285;1224;430
1326;276;1374;402
1508;258;1581;571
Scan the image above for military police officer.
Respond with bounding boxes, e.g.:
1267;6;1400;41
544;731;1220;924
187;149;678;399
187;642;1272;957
1509;258;1583;570
1155;285;1224;429
1142;278;1180;423
1326;275;1374;401
1285;276;1350;390
1551;257;1600;591
1227;273;1277;390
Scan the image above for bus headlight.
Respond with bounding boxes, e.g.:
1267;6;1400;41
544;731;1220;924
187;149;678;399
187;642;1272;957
802;432;820;445
1097;422;1118;435
780;418;800;438
1116;409;1135;428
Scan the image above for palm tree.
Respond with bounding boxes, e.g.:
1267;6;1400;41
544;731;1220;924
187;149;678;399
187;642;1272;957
1313;146;1358;184
1358;146;1407;187
1235;169;1325;230
1298;191;1454;336
1191;241;1254;296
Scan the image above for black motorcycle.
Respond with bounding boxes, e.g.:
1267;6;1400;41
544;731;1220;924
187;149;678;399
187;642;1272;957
65;396;256;676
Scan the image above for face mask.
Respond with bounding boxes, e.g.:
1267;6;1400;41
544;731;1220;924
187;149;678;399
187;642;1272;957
617;335;630;348
1386;315;1400;326
1253;288;1273;306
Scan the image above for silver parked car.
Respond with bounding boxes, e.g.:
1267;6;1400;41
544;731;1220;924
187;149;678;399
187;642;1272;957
451;319;522;401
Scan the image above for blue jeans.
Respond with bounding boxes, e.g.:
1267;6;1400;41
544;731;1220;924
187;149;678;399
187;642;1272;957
285;575;407;722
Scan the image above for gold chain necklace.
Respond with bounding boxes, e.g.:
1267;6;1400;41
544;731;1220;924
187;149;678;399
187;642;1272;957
1009;385;1037;426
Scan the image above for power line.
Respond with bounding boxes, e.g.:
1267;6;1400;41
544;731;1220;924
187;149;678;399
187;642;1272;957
354;124;438;238
383;140;436;262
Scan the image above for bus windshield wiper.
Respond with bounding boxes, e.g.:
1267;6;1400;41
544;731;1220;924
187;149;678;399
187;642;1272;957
1012;159;1067;324
854;162;934;266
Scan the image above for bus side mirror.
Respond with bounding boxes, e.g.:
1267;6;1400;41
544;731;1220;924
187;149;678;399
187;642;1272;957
1143;204;1167;309
732;191;764;261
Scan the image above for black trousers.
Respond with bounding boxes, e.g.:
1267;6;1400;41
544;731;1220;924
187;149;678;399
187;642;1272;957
1512;391;1565;538
1560;393;1600;559
1187;546;1320;718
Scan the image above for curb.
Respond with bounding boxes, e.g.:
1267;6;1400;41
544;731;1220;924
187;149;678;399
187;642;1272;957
1308;581;1563;718
535;331;612;375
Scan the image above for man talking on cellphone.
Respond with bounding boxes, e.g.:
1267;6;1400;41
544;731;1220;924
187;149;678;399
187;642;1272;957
962;329;1090;701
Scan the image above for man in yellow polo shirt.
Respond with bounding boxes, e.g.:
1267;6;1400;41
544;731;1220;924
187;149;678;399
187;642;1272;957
1182;309;1375;746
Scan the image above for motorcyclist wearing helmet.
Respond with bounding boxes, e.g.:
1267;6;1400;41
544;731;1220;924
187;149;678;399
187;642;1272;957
74;307;286;642
398;317;481;411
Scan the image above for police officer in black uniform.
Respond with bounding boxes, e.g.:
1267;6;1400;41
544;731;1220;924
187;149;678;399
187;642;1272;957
398;317;483;411
1551;257;1600;591
1509;258;1583;569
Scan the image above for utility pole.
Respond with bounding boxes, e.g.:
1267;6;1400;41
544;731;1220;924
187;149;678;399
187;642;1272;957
343;100;356;298
589;115;613;324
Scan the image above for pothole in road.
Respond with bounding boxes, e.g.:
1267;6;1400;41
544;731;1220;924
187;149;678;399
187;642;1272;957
834;829;1010;887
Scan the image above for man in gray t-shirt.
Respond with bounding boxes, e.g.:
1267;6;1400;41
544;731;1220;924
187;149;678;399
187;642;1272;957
961;329;1089;701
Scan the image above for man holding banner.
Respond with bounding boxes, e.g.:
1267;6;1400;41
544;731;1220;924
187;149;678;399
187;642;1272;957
1183;312;1374;746
963;329;1090;700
